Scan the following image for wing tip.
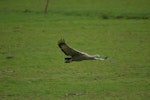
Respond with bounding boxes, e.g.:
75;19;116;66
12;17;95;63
58;39;66;47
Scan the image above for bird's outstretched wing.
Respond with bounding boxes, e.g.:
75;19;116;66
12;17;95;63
58;39;84;57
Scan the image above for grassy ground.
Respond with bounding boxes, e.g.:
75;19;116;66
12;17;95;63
0;0;150;100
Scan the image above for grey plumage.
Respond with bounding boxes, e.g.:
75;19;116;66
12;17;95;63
58;39;107;63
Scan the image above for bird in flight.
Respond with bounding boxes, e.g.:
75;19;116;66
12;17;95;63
58;39;108;63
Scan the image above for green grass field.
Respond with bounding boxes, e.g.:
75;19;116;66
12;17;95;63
0;0;150;100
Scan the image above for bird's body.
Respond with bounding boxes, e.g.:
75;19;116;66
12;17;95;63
58;39;107;63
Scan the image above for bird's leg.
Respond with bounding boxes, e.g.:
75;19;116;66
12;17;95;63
65;57;72;63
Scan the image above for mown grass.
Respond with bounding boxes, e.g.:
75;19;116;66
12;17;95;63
0;0;150;100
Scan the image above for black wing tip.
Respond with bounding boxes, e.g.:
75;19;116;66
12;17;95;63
58;39;66;47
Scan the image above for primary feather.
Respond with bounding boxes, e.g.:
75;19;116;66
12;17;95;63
58;39;84;57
